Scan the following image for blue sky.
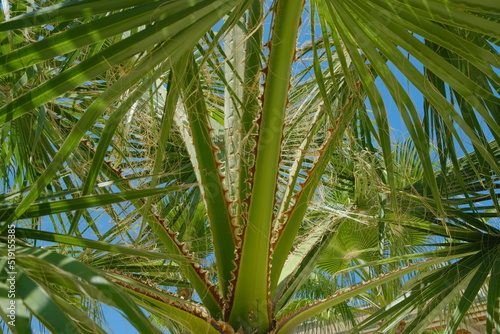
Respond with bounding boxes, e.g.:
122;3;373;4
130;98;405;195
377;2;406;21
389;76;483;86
102;305;140;334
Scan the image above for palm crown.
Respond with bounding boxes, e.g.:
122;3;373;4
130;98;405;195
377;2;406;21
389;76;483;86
0;0;499;333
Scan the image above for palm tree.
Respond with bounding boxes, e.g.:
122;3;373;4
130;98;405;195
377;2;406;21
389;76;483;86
0;0;499;333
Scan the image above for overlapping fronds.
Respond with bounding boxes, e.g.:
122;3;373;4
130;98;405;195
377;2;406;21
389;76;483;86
0;0;499;333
